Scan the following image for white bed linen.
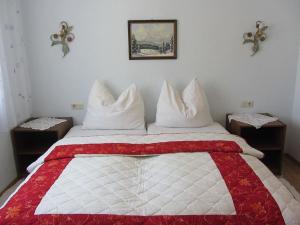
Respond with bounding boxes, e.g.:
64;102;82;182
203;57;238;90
147;122;228;135
2;132;298;224
65;125;147;138
27;132;264;173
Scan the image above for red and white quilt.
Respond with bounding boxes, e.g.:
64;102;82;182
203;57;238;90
0;132;299;225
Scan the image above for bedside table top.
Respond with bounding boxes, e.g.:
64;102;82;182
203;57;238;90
12;117;73;137
232;120;285;128
226;113;286;129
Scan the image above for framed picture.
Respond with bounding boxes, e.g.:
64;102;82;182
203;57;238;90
128;20;177;60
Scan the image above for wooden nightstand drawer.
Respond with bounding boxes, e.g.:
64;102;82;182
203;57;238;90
226;113;286;175
239;126;285;151
11;117;73;177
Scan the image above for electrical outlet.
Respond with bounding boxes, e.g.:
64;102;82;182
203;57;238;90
249;101;254;108
71;103;84;110
241;100;254;108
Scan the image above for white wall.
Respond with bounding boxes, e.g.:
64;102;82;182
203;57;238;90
21;0;300;125
288;47;300;161
21;0;300;127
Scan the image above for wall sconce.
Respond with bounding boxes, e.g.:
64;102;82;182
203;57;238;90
50;21;75;57
243;21;268;56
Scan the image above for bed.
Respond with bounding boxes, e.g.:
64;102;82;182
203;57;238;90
1;123;300;225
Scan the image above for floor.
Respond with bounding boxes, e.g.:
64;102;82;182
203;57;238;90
282;154;300;193
0;154;300;207
0;179;23;207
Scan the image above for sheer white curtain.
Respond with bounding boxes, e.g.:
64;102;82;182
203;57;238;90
0;0;31;132
0;37;16;132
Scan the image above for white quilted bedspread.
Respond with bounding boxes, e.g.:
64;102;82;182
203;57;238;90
35;153;235;215
2;132;300;225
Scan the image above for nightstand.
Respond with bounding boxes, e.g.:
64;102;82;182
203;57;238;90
11;117;73;177
226;114;286;175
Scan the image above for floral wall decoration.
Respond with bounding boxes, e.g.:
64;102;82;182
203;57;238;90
50;21;75;57
243;21;268;56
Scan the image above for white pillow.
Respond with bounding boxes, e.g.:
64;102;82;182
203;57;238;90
155;79;213;127
83;80;145;129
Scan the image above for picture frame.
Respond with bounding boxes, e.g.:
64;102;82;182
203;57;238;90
128;20;177;60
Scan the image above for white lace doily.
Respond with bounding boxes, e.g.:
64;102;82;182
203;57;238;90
20;118;67;130
228;113;278;129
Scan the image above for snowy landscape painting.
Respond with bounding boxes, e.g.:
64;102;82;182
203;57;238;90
128;20;177;59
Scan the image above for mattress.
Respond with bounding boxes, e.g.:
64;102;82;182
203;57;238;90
1;132;299;225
